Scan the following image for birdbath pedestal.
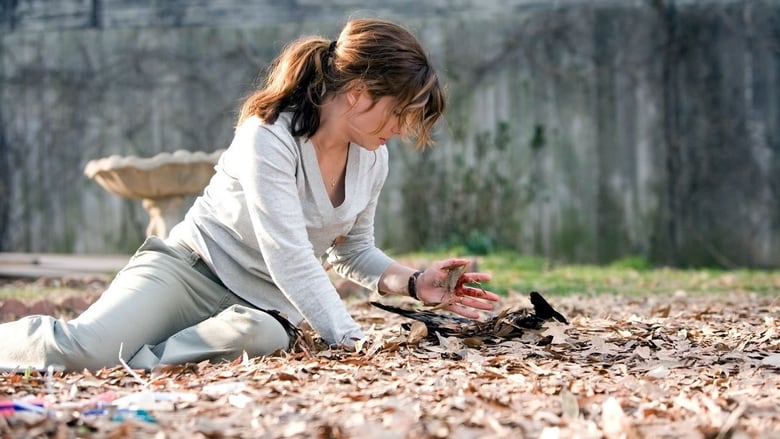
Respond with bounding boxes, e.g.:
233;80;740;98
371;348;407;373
84;149;224;238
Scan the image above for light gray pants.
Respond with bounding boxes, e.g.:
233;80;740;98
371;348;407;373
0;237;291;372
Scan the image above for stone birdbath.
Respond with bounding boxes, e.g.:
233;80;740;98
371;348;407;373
84;149;224;238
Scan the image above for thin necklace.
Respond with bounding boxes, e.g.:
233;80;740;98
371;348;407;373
312;139;347;190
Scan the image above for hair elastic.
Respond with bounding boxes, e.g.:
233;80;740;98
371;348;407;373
328;40;337;55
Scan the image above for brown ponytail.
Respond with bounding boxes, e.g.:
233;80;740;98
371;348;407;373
237;18;446;148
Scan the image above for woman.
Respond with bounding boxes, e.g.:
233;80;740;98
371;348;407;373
0;18;499;372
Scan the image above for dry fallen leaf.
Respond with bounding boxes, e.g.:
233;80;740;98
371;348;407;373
761;353;780;368
601;397;637;439
407;321;428;345
560;389;580;419
646;364;670;380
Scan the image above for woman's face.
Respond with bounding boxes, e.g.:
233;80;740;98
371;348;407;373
345;93;400;150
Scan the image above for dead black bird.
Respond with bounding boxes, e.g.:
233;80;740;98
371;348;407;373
371;291;568;341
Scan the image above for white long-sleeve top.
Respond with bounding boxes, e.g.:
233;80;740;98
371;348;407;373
168;113;394;345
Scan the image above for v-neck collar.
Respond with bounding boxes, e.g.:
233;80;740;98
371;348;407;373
301;138;358;211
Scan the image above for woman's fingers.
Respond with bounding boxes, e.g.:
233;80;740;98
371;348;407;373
446;303;481;319
460;272;492;283
457;295;495;311
457;285;500;302
438;258;471;270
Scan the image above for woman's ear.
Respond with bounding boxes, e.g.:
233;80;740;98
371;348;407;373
345;80;367;107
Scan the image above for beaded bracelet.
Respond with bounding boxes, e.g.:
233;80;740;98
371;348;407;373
408;271;423;300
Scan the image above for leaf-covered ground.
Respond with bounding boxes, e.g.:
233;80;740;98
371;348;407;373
1;286;779;438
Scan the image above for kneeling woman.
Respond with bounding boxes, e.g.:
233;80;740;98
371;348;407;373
0;18;499;372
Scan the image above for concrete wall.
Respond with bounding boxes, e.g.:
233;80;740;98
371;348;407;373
1;0;778;267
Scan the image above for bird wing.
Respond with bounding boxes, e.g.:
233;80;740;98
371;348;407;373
371;292;568;340
370;301;475;337
529;291;569;324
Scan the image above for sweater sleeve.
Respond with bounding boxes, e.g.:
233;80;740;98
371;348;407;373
229;123;364;346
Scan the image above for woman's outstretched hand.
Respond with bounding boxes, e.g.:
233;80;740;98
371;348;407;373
415;258;500;319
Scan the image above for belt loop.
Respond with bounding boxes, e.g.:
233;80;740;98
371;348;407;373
165;238;199;265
